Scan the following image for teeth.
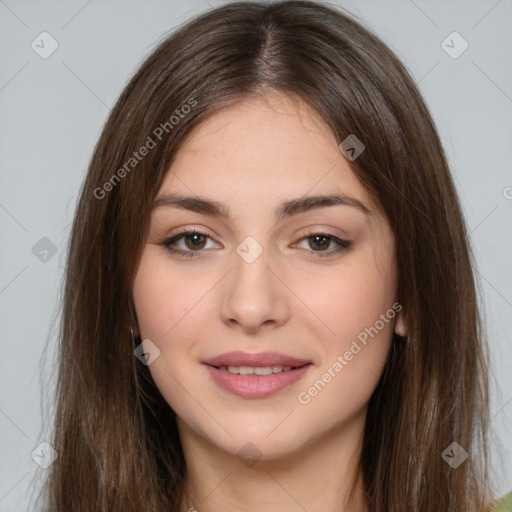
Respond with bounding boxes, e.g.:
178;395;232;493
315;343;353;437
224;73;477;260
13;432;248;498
238;366;253;375
255;366;273;375
217;365;295;375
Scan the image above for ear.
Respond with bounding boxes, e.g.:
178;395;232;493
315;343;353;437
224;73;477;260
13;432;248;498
128;299;140;339
394;311;407;337
130;324;140;338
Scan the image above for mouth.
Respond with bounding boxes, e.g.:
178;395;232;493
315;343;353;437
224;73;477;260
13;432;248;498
202;352;313;398
209;362;311;375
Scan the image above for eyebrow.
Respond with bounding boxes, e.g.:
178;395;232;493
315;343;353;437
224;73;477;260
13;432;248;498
151;192;371;220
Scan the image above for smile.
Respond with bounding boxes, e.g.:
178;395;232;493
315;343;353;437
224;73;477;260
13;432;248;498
217;364;295;375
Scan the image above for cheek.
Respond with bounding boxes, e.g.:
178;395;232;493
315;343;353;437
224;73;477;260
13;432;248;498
315;257;396;347
132;250;203;415
132;248;197;341
301;247;396;410
296;280;395;426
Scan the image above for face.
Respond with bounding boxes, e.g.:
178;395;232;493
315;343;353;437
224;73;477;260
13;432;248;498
132;92;402;460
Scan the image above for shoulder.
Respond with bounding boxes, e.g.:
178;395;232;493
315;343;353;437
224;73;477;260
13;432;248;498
490;491;512;512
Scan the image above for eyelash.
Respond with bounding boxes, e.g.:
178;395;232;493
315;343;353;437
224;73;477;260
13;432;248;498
161;229;352;259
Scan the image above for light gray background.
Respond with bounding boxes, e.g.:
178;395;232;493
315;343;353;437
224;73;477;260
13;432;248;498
1;0;511;510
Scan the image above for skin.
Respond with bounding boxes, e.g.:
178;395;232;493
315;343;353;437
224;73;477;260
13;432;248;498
132;92;407;512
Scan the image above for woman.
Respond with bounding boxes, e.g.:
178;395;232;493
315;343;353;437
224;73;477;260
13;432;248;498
35;1;510;510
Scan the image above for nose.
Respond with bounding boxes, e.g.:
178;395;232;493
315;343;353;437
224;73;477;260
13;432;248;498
220;241;291;334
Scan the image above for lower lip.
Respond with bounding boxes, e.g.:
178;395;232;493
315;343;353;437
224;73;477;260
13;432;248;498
204;364;312;399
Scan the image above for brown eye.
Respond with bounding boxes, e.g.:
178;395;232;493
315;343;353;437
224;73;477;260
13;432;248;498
307;234;331;251
162;230;219;258
183;233;207;250
296;232;352;258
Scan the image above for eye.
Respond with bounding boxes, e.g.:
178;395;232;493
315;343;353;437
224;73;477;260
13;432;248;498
161;230;352;259
162;230;219;258
294;232;352;258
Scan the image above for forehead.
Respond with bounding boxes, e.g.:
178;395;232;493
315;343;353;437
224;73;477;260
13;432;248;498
158;93;374;211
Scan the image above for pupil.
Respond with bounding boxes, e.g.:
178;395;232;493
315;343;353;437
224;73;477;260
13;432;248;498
187;233;205;250
311;235;329;250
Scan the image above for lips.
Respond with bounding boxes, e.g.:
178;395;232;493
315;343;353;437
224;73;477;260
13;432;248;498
202;351;313;398
202;351;311;369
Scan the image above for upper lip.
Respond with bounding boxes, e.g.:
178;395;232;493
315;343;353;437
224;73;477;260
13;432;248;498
202;351;312;368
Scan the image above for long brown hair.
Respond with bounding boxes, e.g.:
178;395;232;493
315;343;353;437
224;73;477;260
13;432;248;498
34;1;493;510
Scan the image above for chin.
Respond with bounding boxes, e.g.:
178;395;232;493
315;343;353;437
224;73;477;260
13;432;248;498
188;411;312;461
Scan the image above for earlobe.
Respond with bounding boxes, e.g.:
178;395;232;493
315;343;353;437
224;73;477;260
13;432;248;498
129;300;140;339
394;312;407;337
130;325;140;340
